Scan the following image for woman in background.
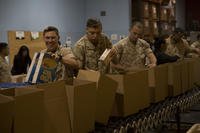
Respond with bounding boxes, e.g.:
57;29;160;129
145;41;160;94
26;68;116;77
11;45;31;75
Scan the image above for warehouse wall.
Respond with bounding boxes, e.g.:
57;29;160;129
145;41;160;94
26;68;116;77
0;0;86;44
176;0;186;30
85;0;131;44
0;0;186;45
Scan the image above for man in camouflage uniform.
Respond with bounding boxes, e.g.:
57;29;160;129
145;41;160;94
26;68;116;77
42;26;78;82
111;22;157;73
163;28;200;58
191;34;200;50
0;42;11;83
73;18;114;73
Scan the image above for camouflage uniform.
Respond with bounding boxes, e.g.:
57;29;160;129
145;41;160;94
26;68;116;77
0;56;11;83
73;34;112;73
164;37;192;58
112;37;153;73
41;46;76;82
191;41;200;49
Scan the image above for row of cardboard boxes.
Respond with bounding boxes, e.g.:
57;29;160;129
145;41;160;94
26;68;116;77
1;57;200;133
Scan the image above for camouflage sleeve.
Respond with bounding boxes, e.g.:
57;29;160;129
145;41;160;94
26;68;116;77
72;42;85;68
191;42;197;48
183;40;194;53
143;40;153;55
60;47;76;58
112;41;124;64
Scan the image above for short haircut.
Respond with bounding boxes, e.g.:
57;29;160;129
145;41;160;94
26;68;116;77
43;26;59;36
130;21;143;30
86;18;102;29
0;42;8;52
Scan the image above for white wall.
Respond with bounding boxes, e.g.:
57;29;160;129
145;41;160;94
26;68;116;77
85;0;131;44
0;0;86;44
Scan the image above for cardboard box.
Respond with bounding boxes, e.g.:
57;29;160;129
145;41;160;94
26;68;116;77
151;21;159;36
143;19;150;35
187;124;200;133
0;94;14;133
26;52;65;83
0;87;44;133
36;81;71;133
99;48;113;65
142;2;149;18
148;64;168;103
160;8;168;21
187;59;196;89
77;70;117;124
11;74;26;83
180;60;189;93
168;62;182;96
151;4;157;19
66;79;96;133
108;69;150;117
193;58;200;85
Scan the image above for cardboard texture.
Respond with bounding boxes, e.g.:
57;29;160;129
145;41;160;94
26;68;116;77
151;4;157;19
0;94;14;133
180;60;189;93
148;64;168;103
151;21;159;35
168;62;182;96
187;59;196;89
160;8;168;21
77;70;117;124
108;69;150;117
99;48;113;65
142;2;149;18
36;81;71;133
11;74;26;83
0;87;44;133
66;79;96;133
187;124;200;133
193;58;200;85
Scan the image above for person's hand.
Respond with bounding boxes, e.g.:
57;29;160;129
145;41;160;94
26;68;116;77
50;53;62;61
109;47;117;58
147;63;156;68
102;48;117;65
196;49;200;55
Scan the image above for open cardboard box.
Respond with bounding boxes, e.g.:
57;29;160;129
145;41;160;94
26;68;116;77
107;69;150;117
148;64;168;103
65;79;96;133
77;70;117;124
35;81;72;133
0;94;14;133
0;87;44;133
11;74;26;83
180;60;189;93
168;61;182;96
